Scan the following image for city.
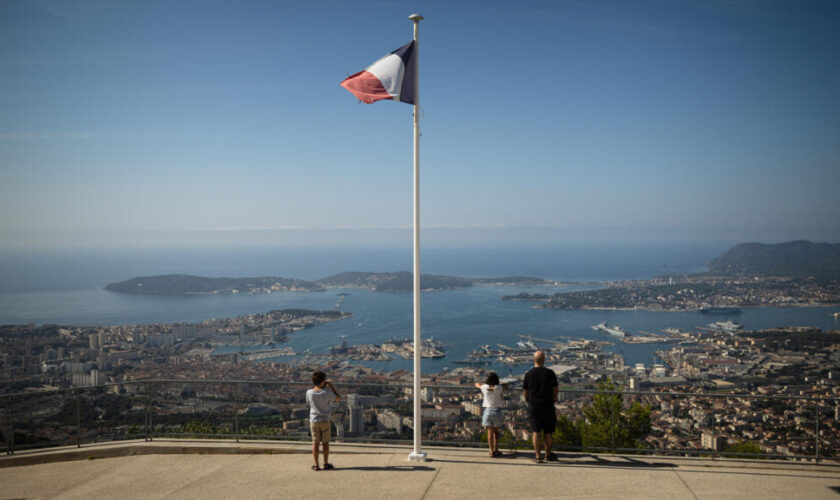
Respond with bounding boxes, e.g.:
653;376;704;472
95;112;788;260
2;297;837;460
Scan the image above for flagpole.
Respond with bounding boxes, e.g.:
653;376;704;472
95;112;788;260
407;12;427;463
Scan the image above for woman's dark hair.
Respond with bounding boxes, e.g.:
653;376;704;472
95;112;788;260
486;372;500;386
312;370;326;386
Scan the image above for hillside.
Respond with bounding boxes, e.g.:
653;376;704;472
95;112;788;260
316;272;551;292
316;272;473;292
707;240;840;277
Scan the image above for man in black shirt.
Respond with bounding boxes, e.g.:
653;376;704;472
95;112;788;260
522;350;558;463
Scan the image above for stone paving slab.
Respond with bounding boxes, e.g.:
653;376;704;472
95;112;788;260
0;441;838;499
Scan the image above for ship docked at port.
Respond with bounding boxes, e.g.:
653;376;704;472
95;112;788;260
706;320;743;334
591;322;627;338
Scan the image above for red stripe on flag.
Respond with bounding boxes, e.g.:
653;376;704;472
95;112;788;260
340;70;394;104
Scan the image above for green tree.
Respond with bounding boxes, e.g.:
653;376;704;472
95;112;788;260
580;380;651;450
244;425;278;436
182;421;219;435
553;415;582;448
724;441;764;458
553;380;651;452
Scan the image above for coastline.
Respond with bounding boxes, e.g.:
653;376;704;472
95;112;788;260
537;302;840;313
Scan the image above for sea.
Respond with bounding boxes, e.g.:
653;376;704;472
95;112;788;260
2;242;838;374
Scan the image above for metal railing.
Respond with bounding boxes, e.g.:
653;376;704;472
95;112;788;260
1;379;837;463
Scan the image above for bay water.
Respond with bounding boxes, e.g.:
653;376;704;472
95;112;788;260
1;242;837;373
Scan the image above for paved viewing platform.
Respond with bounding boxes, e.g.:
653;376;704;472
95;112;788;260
1;440;838;499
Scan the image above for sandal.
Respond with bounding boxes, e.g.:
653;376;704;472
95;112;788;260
323;463;334;470
492;450;502;457
532;456;544;464
311;465;321;471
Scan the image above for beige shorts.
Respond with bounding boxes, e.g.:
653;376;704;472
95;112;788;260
310;421;331;444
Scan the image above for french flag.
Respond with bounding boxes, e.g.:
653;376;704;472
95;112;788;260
340;41;416;105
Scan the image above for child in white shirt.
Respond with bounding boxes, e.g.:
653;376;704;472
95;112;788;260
474;372;506;457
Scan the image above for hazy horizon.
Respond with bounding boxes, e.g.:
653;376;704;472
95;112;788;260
2;225;840;250
2;1;839;249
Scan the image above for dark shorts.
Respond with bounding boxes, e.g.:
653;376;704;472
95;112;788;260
528;405;556;434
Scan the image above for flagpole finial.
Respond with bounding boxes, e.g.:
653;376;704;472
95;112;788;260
408;14;423;22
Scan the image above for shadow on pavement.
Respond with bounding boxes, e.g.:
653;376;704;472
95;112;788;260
555;453;676;468
433;452;677;469
332;466;435;472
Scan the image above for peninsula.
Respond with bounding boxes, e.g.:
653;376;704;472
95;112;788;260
316;272;552;292
520;240;840;311
106;272;555;295
105;274;324;295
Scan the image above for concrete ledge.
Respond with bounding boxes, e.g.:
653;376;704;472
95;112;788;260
0;442;308;469
0;439;424;469
2;441;839;499
2;438;836;472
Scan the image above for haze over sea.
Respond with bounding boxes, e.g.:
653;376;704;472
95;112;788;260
2;241;839;373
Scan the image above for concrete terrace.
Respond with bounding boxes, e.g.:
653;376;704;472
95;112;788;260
1;440;839;499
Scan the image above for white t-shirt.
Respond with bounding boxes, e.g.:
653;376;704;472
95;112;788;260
480;384;504;408
306;388;332;423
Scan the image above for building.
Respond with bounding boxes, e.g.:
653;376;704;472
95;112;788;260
347;394;364;435
333;420;345;441
146;334;175;347
422;404;464;423
461;400;482;417
377;409;402;434
71;372;88;386
701;430;725;452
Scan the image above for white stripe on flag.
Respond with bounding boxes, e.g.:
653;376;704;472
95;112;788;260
366;54;406;100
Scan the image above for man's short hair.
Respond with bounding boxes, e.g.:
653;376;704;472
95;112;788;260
534;351;545;366
312;370;326;386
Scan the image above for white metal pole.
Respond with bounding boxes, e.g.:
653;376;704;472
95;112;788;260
407;12;426;463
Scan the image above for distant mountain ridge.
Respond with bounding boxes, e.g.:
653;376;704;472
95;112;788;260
707;240;840;277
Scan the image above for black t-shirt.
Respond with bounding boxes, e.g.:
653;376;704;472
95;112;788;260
523;366;558;408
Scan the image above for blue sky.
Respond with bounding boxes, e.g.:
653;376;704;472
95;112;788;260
1;0;838;248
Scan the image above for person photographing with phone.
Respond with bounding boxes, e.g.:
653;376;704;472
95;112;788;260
306;370;341;471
